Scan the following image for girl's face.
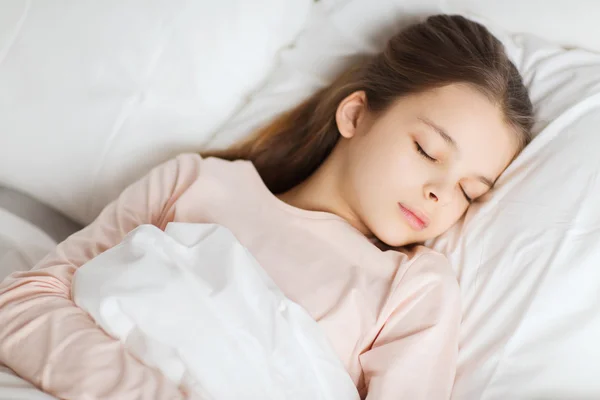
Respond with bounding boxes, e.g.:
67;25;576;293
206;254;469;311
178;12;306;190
335;84;518;247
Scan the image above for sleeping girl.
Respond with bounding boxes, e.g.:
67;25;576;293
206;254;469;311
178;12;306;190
0;14;533;400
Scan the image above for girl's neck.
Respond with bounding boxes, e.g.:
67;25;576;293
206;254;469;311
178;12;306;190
276;147;371;236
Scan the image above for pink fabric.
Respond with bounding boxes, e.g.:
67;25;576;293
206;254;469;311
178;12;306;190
0;153;461;399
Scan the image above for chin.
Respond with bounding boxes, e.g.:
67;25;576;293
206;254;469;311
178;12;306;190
370;224;415;248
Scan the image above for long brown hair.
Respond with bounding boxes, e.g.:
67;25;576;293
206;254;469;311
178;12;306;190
203;14;534;194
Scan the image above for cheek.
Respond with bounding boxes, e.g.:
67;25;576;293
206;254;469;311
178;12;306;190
348;129;429;202
391;148;434;193
431;202;469;236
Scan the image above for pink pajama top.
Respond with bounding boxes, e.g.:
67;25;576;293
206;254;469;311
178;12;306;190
0;153;460;399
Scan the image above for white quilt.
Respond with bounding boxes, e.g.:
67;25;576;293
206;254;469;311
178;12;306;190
72;223;359;400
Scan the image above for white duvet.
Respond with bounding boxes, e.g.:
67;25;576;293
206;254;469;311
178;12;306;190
72;223;359;400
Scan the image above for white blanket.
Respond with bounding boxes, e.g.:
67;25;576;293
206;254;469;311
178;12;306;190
72;223;359;400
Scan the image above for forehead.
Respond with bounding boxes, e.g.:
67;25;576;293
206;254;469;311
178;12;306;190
390;83;518;179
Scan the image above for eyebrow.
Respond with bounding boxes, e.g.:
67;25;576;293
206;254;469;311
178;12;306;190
418;116;457;149
478;176;494;188
418;116;495;189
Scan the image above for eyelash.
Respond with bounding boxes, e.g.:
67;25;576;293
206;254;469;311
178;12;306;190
414;142;437;162
414;141;473;204
461;188;473;204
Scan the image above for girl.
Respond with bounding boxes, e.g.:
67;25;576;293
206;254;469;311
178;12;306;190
0;15;533;400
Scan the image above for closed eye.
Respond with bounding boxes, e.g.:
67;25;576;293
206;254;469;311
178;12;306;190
460;186;473;204
414;142;437;162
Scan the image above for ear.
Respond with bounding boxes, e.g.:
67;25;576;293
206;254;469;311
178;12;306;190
335;91;367;139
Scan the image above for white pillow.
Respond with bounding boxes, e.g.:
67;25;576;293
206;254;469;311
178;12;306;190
208;2;600;399
0;0;311;225
445;0;600;53
429;29;600;400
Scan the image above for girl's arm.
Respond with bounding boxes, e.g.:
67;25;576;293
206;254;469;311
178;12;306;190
0;153;202;399
360;253;461;400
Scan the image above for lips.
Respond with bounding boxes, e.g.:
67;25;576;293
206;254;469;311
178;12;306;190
398;203;430;231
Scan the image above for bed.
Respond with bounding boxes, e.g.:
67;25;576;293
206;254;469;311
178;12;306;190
1;1;600;399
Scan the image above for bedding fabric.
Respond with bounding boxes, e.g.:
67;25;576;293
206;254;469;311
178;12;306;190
0;207;56;282
0;0;312;225
0;187;81;244
0;366;56;400
3;1;600;398
0;209;57;399
73;223;360;400
206;2;600;399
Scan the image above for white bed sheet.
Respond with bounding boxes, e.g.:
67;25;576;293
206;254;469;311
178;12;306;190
0;365;56;400
0;208;56;281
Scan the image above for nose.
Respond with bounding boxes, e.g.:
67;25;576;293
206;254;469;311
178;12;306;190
424;182;452;205
428;191;439;202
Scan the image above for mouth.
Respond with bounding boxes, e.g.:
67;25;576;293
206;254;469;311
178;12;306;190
398;203;430;231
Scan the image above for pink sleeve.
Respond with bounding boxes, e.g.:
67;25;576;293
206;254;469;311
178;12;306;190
360;254;461;400
0;153;202;400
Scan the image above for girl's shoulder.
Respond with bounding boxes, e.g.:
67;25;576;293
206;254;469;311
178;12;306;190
170;153;255;182
381;245;458;301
